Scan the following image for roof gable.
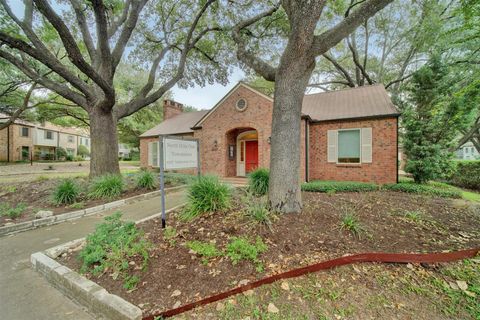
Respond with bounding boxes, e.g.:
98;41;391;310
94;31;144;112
192;82;273;128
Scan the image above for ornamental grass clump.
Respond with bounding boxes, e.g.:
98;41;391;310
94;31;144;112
52;179;80;205
79;212;150;289
181;175;231;220
88;174;124;199
136;170;157;190
248;168;269;196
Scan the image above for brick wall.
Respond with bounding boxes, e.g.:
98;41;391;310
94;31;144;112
308;117;398;184
193;85;274;177
0;126;8;161
163;100;183;120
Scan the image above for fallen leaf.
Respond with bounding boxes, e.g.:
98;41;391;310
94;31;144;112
281;282;290;291
243;290;254;296
456;280;468;291
267;303;279;313
216;302;225;311
171;290;181;297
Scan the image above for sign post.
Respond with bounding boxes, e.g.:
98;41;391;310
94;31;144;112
158;136;200;228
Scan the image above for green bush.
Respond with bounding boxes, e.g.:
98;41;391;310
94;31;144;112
52;179;80;205
226;236;268;272
0;202;26;219
248;168;269;196
56;147;68;159
136;170;157;190
181;175;231;220
383;181;462;198
66;154;73;161
88;174;124;199
244;194;272;225
449;161;480;191
164;172;196;186
79;212;150;289
186;241;222;264
301;180;378;193
77;145;90;158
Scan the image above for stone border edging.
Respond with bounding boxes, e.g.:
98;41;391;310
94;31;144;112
31;203;186;320
0;185;186;237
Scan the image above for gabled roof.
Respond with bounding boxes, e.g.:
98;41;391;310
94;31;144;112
140;110;209;137
302;84;399;122
192;82;273;128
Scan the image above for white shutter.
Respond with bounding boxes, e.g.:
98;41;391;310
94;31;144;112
361;127;372;163
327;130;337;163
147;142;153;166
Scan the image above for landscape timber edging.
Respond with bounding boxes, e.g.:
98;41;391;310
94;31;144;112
0;185;186;237
31;203;186;320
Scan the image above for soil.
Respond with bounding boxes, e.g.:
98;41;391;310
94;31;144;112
59;190;480;318
0;174;178;226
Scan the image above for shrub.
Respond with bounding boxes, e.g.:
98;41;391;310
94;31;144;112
301;180;378;193
340;213;364;238
226;236;268;272
88;174;124;199
164;172;195;186
244;194;272;226
248;168;269;196
136;170;157;190
181;175;231;220
56;147;68;159
52;179;80;205
383;181;462;198
73;155;84;161
449;161;480;191
186;241;222;264
77;145;90;158
66;154;73;161
0;202;26;219
79;212;150;289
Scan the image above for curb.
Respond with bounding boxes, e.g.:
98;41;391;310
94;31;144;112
0;185;186;237
31;203;186;320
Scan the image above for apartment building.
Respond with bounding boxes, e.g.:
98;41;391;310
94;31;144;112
0;114;90;162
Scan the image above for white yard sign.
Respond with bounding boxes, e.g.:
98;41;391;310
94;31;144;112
163;138;198;169
159;136;200;229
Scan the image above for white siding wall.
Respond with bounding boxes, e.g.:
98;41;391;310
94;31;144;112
33;128;58;146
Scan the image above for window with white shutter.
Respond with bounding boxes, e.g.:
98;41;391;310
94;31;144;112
337;129;361;163
361;128;372;163
327;130;337;163
148;142;153;166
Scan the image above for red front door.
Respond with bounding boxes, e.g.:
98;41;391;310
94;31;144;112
245;141;258;173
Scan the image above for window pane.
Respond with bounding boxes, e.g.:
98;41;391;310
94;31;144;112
338;130;360;163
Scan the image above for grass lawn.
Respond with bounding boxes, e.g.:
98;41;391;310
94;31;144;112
182;257;480;320
399;177;480;203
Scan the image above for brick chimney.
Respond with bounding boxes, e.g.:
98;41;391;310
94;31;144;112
163;99;183;120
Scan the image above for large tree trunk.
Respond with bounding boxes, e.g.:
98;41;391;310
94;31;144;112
269;55;315;213
89;108;120;177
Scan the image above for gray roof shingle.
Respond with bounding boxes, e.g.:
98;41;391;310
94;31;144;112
139;110;209;137
302;84;399;122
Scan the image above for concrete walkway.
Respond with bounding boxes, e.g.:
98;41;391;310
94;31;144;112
0;190;186;320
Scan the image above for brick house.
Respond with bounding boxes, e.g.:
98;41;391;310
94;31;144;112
140;82;400;184
0;114;90;162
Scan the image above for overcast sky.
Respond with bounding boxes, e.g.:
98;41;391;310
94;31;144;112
171;68;246;110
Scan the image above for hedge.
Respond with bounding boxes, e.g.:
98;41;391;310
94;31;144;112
449;160;480;191
301;180;379;193
383;181;462;198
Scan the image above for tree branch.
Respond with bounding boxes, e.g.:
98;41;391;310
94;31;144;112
69;0;97;65
231;4;280;82
0;81;37;130
312;0;394;56
322;53;356;87
33;0;114;99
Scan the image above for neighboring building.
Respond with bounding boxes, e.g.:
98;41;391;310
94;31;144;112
0;114;90;162
456;142;479;160
118;144;134;159
140;82;400;184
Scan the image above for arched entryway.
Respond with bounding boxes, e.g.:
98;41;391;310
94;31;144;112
225;128;259;177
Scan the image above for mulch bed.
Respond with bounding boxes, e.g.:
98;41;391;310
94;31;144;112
0;175;177;226
59;190;480;317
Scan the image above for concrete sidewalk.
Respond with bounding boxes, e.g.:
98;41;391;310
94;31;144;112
0;190;186;320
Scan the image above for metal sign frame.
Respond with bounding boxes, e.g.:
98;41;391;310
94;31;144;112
159;135;200;228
